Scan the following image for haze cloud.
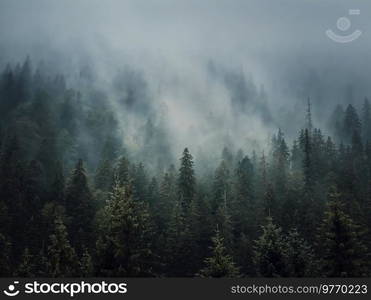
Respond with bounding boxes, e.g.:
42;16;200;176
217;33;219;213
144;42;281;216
1;0;371;167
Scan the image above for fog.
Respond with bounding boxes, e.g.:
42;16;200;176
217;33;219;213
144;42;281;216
1;0;371;166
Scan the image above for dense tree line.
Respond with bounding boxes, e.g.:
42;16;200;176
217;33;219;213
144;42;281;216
0;58;370;277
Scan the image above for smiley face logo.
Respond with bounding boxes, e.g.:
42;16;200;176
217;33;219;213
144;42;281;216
326;9;362;43
3;282;20;297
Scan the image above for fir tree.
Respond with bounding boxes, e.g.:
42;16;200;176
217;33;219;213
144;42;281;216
231;155;255;236
47;216;78;277
65;159;95;253
166;199;194;276
212;160;231;213
285;230;318;277
94;159;114;191
97;181;153;276
115;155;130;186
178;148;196;211
0;233;11;276
253;217;288;277
79;248;94;277
198;228;240;278
362;98;371;143
16;248;35;277
318;188;369;277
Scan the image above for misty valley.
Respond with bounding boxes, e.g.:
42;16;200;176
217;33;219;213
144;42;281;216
0;56;370;278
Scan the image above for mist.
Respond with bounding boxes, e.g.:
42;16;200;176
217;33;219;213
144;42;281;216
1;0;371;168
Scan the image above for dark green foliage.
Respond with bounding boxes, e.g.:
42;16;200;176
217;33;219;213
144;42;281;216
362;98;371;143
318;189;369;277
198;228;240;278
253;217;288;277
284;230;318;277
65;159;95;253
79;248;94;277
0;233;11;276
1;58;371;278
115;155;130;186
178;148;196;211
16;248;35;277
47;216;78;277
166;200;195;276
96;181;153;276
95;159;114;191
231;156;255;237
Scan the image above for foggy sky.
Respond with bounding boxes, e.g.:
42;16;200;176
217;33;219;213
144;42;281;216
1;0;371;161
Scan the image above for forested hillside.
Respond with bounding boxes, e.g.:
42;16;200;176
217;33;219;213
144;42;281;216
0;58;370;277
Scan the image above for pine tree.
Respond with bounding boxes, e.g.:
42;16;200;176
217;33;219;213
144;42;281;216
131;163;149;202
303;128;314;192
362;98;371;143
285;230;318;277
306;97;313;132
188;192;213;273
166;199;194;276
79;248;94;277
178;148;196;211
97;181;153;276
270;129;289;200
65;159;95;253
291;140;303;172
343;104;361;144
94;159;114;191
0;64;17;115
47;216;78;277
256;152;268;204
156;171;176;232
198;228;240;278
49;161;66;206
263;184;276;218
16;56;32;103
0;135;28;260
212;160;231;213
16;248;35;277
318;188;369;277
235;232;255;276
329;104;345;142
231;155;255;236
253;217;288;277
214;200;234;251
0;233;11;276
115;155;130;186
147;177;159;207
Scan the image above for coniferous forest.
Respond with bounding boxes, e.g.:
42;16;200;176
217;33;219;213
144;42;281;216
0;56;371;278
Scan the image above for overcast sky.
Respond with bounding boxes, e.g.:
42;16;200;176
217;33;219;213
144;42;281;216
1;0;371;156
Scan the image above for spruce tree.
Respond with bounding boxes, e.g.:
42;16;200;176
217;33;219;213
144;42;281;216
115;155;130;186
362;98;371;143
97;181;153;276
65;159;95;253
16;248;35;277
253;217;288;277
79;248;94;277
232;155;255;237
212;160;231;213
318;188;369;277
0;233;11;276
47;216;78;277
343;104;361;144
285;230;318;277
178;148;196;211
166;200;194;276
198;228;240;278
95;159;114;192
